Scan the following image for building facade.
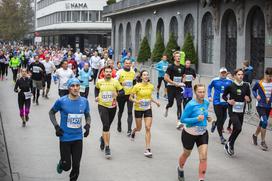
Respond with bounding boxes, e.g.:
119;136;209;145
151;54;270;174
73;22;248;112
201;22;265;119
103;0;272;78
35;0;111;50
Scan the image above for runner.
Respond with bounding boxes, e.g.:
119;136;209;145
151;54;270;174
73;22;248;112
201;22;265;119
55;60;75;97
98;59;117;79
28;55;45;105
164;51;185;129
155;54;169;99
177;84;210;181
222;68;251;156
9;53;21;83
14;68;32;127
252;67;272;151
183;59;196;108
49;77;91;181
42;54;56;98
95;66;124;158
130;70;160;158
208;67;232;144
116;59;136;135
0;50;7;80
90;50;103;85
242;60;253;114
78;63;92;98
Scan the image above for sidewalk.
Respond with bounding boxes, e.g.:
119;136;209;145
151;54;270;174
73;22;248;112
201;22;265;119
0;113;13;181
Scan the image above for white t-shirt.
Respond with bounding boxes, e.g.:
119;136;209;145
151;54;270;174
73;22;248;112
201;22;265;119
55;68;74;90
42;60;56;74
90;56;103;69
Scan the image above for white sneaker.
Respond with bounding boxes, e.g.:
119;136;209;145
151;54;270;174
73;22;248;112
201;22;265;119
144;149;152;158
176;121;183;130
164;108;168;117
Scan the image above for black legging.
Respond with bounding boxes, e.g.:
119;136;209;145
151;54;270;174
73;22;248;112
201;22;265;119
80;87;89;98
92;68;99;85
98;105;116;132
59;140;82;181
11;68;18;82
117;95;133;132
0;63;5;77
32;87;40;102
214;105;228;137
4;64;8;76
166;86;183;119
18;92;31;117
228;112;244;148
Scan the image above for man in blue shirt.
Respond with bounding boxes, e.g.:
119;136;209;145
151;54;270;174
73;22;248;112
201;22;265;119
49;78;91;181
155;54;169;99
208;67;232;144
120;51;136;68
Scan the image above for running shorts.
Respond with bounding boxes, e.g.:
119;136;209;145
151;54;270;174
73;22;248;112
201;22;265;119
181;130;209;150
134;109;152;118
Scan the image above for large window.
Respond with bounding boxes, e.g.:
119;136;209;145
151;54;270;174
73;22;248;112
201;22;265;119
67;11;71;22
72;11;80;22
82;11;88;22
201;12;214;64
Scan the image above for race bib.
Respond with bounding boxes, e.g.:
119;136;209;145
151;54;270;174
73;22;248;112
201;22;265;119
123;80;133;88
139;99;151;110
173;76;182;83
80;85;86;93
162;66;168;72
220;93;226;103
101;91;114;102
33;66;40;73
67;114;83;129
24;91;32;100
185;75;193;82
233;102;244;113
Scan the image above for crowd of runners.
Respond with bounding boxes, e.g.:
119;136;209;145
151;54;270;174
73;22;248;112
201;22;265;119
0;44;271;181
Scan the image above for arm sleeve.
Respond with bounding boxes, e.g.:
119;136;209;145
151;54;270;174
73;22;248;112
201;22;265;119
94;87;100;97
222;85;230;102
180;104;199;124
14;80;19;92
49;108;59;128
207;80;214;98
252;82;259;98
246;84;252;103
84;112;91;125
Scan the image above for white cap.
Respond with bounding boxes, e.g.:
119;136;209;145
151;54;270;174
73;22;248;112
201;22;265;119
220;67;228;73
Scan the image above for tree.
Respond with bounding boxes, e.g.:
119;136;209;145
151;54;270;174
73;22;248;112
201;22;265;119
182;33;198;65
151;32;165;62
107;0;116;5
137;36;151;63
163;32;178;62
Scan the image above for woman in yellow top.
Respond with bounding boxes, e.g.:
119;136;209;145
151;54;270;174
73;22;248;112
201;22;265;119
95;66;124;159
130;70;160;158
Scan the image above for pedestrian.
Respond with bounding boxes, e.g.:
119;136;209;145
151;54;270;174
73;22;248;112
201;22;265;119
177;84;210;181
14;68;32;127
155;54;169;99
90;50;103;85
49;78;91;181
9;53;21;83
78;63;92;98
130;70;160;158
42;54;56;98
182;59;196;107
252;67;272;151
222;68;251;156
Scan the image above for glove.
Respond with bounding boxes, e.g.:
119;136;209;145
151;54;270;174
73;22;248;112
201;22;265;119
83;124;90;137
55;125;64;137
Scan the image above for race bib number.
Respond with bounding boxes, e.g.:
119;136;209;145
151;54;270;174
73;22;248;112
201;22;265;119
162;66;168;72
67;114;83;129
139;99;151;110
123;80;133;88
233;102;244;113
80;85;86;93
33;66;40;73
24;91;32;100
173;76;182;83
101;91;113;102
220;93;226;103
185;75;193;82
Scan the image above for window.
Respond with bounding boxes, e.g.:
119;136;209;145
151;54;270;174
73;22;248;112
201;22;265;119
72;11;80;22
67;11;71;22
82;11;88;21
201;12;214;64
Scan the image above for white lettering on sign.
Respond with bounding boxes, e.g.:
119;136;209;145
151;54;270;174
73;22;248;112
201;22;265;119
65;3;88;9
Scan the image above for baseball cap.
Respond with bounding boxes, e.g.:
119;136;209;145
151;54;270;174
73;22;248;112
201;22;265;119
220;67;228;73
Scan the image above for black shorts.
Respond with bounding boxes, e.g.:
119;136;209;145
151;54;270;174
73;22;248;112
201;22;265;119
181;130;209;150
157;77;167;89
134;109;152;118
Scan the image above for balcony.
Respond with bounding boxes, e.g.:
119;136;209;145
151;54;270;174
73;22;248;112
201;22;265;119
103;0;180;17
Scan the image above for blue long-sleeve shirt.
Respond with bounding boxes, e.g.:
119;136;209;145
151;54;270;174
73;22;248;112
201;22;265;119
155;60;169;78
208;77;232;106
78;69;93;87
180;99;209;127
252;80;272;108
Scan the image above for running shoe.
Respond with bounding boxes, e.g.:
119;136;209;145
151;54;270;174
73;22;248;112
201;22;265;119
22;121;26;127
164;108;168;117
211;121;216;133
176;121;183;130
163;95;168;100
252;134;258;146
42;91;45;97
25;115;29;122
105;146;111;159
117;122;122;132
127;130;132;137
45;95;49;99
224;142;234;156
130;131;135;141
177;167;185;181
144;149;152;158
36;100;39;105
100;136;105;151
220;136;226;145
156;92;159;99
56;161;63;174
32;98;35;103
260;141;268;151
